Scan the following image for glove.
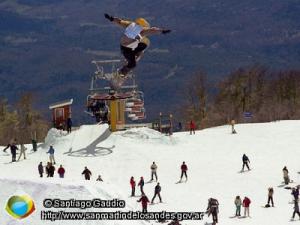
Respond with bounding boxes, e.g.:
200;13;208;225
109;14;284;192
104;13;114;22
162;29;171;34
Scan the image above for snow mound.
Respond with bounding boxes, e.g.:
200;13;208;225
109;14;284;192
117;127;178;145
44;128;68;147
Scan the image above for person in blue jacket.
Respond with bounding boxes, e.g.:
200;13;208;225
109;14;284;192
47;145;56;164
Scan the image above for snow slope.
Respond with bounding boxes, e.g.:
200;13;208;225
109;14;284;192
0;121;300;225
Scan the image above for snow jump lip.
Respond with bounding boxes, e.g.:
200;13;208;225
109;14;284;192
63;127;115;157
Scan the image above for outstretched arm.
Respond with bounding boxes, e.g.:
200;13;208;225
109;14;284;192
104;13;131;28
141;27;171;36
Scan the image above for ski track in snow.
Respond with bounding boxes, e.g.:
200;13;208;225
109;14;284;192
0;121;300;225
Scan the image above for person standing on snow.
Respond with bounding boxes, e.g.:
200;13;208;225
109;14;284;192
47;145;56;165
104;13;171;78
82;166;92;180
57;165;65;178
3;139;18;162
137;193;150;213
138;177;145;195
267;187;274;207
189;120;196;135
241;154;250;172
17;143;27;161
180;161;188;182
130;176;136;197
66;117;72;133
150;162;158;182
151;182;162;203
38;162;44;178
206;198;219;224
292;199;300;220
242;196;251;217
48;163;55;177
283;166;290;185
291;187;299;201
234;196;242;216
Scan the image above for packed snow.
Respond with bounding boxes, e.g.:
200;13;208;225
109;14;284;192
0;121;300;225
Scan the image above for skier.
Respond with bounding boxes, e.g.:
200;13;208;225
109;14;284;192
32;138;37;152
206;198;219;224
241;154;250;172
137;193;150;213
180;161;188;182
267;187;274;207
96;175;103;181
3;139;18;162
104;13;171;77
138;176;145;195
38;162;44;178
48;163;55;177
57;165;65;178
291;199;300;221
189;120;196;135
291;187;299;201
47;145;56;165
46;162;51;177
242;196;251;217
66;117;72;133
234;196;242;216
150;162;158;182
17;143;27;161
231;120;237;134
151;182;162;203
130;176;136;197
82;166;92;180
283;166;290;185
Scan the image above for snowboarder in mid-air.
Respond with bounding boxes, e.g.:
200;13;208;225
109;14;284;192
104;13;171;78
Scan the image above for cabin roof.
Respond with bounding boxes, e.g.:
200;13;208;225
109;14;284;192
49;99;73;109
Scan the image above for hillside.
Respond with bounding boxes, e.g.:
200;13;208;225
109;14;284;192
0;121;300;224
0;0;300;121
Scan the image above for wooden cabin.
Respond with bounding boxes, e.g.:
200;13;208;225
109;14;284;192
49;99;73;129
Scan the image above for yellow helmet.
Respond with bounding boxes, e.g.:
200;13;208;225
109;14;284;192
135;18;150;28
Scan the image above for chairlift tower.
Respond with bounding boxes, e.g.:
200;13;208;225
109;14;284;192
87;59;145;131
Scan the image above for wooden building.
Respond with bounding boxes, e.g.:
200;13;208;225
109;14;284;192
49;99;73;129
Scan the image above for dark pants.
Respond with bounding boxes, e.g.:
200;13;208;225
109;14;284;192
181;171;187;179
120;43;147;75
211;209;218;223
11;151;16;162
142;207;147;213
293;211;300;219
140;185;144;195
67;126;72;133
39;172;43;178
242;162;250;171
190;129;195;134
151;192;162;203
151;172;157;181
268;196;274;206
131;186;135;196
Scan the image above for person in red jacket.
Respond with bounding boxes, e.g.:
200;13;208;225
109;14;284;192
180;161;188;182
137;193;150;213
189;120;196;135
130;176;136;197
57;165;65;178
242;196;251;217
